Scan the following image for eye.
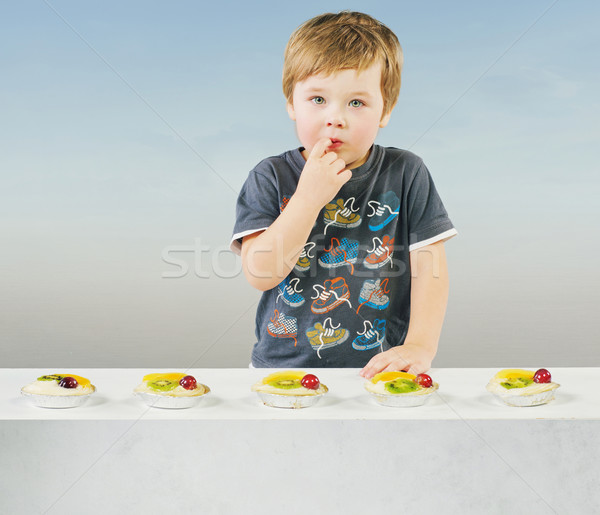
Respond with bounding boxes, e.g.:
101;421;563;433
349;99;364;108
311;96;325;105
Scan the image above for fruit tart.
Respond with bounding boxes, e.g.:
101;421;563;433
134;372;210;409
251;370;328;408
364;371;438;407
486;368;559;407
21;373;96;408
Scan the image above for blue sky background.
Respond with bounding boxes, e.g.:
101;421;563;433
1;0;599;367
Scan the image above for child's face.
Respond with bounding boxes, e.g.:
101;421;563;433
287;62;391;169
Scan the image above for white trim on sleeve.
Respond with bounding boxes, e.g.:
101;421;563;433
229;227;269;255
408;228;458;252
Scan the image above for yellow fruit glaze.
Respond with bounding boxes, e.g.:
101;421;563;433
57;374;91;388
371;371;416;384
261;370;307;384
493;369;535;380
142;372;187;382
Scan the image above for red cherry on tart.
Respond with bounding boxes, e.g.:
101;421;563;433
415;374;433;388
179;375;197;390
58;376;79;389
301;374;320;390
533;368;551;384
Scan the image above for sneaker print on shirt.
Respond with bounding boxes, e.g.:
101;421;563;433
367;191;400;231
294;241;316;273
267;309;298;347
280;196;291;212
311;277;352;314
276;277;305;308
323;197;361;234
352;319;386;351
318;237;359;275
306;317;349;359
356;278;390;314
363;235;394;269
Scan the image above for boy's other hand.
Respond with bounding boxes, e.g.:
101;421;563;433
294;137;352;210
359;343;434;379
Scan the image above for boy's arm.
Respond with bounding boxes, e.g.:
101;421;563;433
360;240;449;378
241;195;320;291
241;138;351;291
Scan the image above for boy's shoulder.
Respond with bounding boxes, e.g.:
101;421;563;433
378;145;425;172
249;148;304;179
350;145;427;189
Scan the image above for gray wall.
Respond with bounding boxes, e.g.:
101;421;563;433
2;1;599;368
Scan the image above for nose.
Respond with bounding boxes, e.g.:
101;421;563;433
327;118;345;128
326;108;346;128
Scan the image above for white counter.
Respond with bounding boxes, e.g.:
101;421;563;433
2;368;599;514
3;367;599;420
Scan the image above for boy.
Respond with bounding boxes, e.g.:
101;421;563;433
230;11;456;378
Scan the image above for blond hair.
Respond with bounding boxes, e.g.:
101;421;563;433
283;11;403;116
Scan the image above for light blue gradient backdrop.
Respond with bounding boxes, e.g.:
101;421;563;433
1;1;598;367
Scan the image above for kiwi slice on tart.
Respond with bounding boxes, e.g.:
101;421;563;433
384;378;420;394
37;374;65;382
147;379;179;392
500;377;534;390
261;371;306;390
268;378;302;390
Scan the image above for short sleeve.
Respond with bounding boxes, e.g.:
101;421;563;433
230;170;281;255
407;162;457;251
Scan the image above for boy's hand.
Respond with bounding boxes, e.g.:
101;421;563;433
359;342;434;379
294;138;352;210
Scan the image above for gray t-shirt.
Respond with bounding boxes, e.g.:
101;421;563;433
231;145;457;367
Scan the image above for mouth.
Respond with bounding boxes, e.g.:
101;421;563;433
328;139;343;149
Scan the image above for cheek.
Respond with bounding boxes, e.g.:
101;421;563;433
353;116;380;142
295;115;320;145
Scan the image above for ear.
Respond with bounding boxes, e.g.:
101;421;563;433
379;110;392;128
286;102;296;121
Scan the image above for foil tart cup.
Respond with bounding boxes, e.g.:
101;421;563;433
255;386;328;409
366;383;439;408
134;384;211;409
21;386;96;409
488;384;559;407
